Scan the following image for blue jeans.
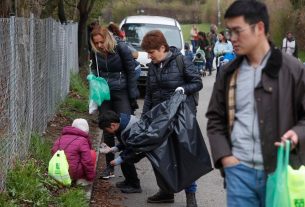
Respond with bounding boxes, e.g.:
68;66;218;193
185;182;197;193
224;163;266;207
191;40;197;53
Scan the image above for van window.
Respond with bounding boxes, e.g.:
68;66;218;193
121;23;183;51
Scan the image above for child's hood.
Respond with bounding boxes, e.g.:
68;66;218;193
61;126;89;139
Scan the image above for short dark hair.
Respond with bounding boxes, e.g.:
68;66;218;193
98;110;120;129
224;0;269;34
141;30;169;52
184;42;190;50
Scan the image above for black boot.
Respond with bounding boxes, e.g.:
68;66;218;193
186;192;198;207
147;190;174;203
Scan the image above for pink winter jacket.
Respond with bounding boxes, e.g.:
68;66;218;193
51;126;95;181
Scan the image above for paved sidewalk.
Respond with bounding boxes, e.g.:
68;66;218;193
107;72;226;207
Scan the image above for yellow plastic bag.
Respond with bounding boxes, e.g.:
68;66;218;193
48;150;71;186
287;165;305;207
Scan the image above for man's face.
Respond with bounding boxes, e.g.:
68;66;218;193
104;123;119;135
225;16;259;56
147;46;166;64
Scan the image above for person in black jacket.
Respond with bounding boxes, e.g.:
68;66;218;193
141;30;203;207
90;26;139;180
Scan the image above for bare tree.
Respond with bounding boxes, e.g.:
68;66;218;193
77;0;96;65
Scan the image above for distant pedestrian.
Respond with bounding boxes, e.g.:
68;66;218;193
213;31;233;76
141;30;202;207
209;24;218;48
184;42;194;62
51;118;96;186
206;1;305;207
197;31;213;75
282;31;298;58
209;24;218;70
190;25;198;53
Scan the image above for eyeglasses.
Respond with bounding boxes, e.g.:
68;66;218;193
226;24;256;37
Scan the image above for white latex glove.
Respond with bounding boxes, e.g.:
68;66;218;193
110;156;123;166
175;87;185;94
109;146;119;153
100;143;111;154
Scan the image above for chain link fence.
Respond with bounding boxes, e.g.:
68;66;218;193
0;15;79;191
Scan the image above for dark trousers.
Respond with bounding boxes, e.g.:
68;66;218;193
205;57;213;74
98;90;140;185
123;153;146;187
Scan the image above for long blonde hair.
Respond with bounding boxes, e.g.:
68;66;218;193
90;26;116;54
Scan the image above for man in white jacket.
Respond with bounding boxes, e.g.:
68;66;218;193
282;31;298;58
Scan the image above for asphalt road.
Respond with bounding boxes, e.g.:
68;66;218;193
107;71;226;207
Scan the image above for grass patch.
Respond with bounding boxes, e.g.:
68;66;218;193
58;73;89;120
64;97;88;113
0;193;16;207
6;159;52;206
58;188;88;207
1;72;91;207
298;50;305;62
181;23;211;43
29;133;52;164
0;133;89;206
70;73;89;98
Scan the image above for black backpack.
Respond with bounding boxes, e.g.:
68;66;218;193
175;55;199;106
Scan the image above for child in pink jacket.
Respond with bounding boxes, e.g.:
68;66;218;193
51;118;96;185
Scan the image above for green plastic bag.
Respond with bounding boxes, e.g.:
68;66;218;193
288;164;305;207
48;150;71;186
87;73;110;111
266;141;291;207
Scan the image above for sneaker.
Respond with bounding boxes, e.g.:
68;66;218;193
120;185;142;194
99;166;115;179
147;190;174;203
115;180;129;189
76;179;92;186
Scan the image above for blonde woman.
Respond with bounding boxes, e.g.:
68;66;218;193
90;26;140;191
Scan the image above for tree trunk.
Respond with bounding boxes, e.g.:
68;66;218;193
77;0;96;67
78;12;89;66
58;0;67;24
0;0;11;17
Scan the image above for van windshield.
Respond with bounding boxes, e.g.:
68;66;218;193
121;23;183;51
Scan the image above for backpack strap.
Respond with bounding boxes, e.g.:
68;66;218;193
175;54;184;74
58;136;80;151
175;55;199;106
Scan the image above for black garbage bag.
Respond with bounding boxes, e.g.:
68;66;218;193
123;92;185;152
124;92;213;193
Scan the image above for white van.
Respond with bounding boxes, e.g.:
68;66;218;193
120;15;185;93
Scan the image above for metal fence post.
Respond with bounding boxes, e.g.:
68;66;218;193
8;16;17;155
28;13;34;132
